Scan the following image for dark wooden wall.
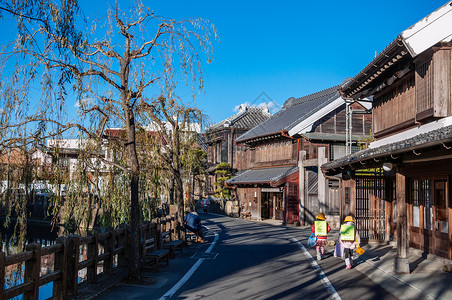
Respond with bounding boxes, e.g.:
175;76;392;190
372;46;452;138
373;74;415;137
312;102;372;136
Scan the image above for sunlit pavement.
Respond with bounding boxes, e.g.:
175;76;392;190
94;214;452;300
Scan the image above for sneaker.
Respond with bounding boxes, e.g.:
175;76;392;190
317;252;322;260
346;264;352;270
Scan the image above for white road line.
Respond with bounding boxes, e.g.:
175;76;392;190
288;235;342;300
159;232;219;300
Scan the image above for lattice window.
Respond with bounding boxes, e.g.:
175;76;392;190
355;177;386;241
411;180;420;227
415;59;434;115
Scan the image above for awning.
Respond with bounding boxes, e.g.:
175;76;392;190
322;124;452;175
226;166;298;186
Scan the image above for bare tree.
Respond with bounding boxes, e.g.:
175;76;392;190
0;0;216;280
140;95;207;234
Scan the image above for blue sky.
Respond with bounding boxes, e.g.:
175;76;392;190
143;0;447;125
1;0;449;130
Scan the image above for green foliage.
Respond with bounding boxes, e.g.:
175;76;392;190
358;127;374;150
215;162;231;170
214;163;232;199
182;148;207;173
0;2;217;279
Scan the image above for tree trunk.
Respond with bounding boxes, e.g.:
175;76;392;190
124;105;141;280
174;172;184;239
169;180;175;205
128;171;141;280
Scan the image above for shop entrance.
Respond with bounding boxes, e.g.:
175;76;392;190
261;189;283;220
355;176;387;241
410;179;449;258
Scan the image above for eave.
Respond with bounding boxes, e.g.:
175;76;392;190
340;37;411;100
235;132;286;147
341;1;452;100
322;124;452;176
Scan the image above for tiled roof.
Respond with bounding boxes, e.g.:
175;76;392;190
236;85;341;143
226;166;299;185
207;107;272;132
322;124;452;173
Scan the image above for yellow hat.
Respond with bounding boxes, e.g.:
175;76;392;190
316;213;326;220
344;215;354;222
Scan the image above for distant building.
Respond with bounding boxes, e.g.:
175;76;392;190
205;106;272;195
228;84;371;226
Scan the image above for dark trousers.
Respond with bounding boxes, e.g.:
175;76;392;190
344;248;353;259
185;225;203;239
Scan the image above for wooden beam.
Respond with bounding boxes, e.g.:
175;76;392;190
318;147;327;213
394;171;410;274
1;251;5;298
302;158;318;167
299;150;306;225
24;243;41;300
448;175;452;261
385;178;393;242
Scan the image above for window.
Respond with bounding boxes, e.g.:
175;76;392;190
330;144;361;160
411;180;420;227
435;180;448;234
215;143;221;164
392;180;397;223
332;145;346;160
326;179;340;214
422;180;433;231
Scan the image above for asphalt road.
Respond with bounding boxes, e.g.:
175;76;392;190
97;214;398;300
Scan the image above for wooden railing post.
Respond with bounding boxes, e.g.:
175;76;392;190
171;216;177;241
166;217;170;236
0;251;5;299
175;211;184;241
104;229;114;276
150;221;157;249
67;235;80;296
24;243;41;300
147;221;152;238
156;219;162;250
142;221;149;241
87;231;99;284
118;224;128;268
53;237;68;300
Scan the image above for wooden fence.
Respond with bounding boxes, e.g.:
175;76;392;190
0;214;181;300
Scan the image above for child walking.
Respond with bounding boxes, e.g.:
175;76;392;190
311;212;331;260
339;215;361;269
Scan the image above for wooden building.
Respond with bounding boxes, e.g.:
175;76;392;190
322;2;452;272
228;84;371;227
205;106;272;195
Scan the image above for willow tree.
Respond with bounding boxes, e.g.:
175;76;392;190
142;95;207;232
0;0;216;279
